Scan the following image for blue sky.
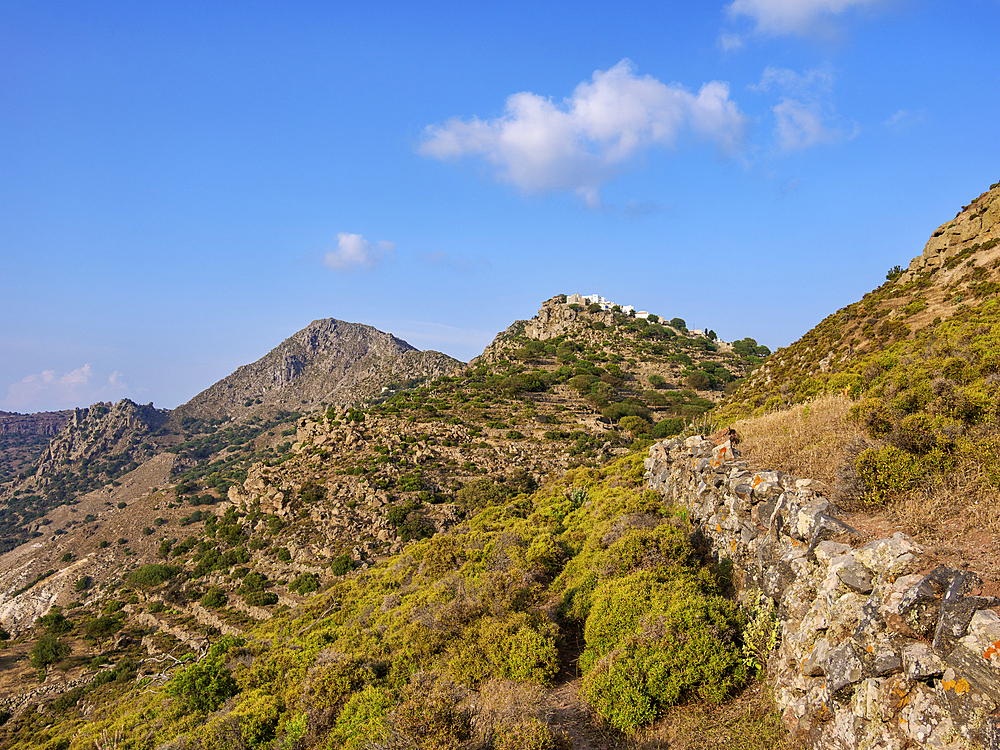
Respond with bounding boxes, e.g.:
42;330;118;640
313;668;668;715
2;0;999;412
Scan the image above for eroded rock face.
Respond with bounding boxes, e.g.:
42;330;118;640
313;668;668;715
0;411;72;437
646;437;1000;750
901;183;1000;282
175;318;462;422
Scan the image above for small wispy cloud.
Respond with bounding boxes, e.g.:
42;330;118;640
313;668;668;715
724;0;888;38
773;99;841;150
883;108;923;132
751;65;835;95
717;33;745;51
419;59;748;208
751;65;853;152
323;233;396;272
1;364;131;412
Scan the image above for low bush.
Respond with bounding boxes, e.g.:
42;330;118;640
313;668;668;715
290;572;321;594
128;564;180;589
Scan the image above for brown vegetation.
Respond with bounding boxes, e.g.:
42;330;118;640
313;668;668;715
729;394;861;490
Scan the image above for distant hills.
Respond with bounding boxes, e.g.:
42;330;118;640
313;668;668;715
174;318;460;423
0;319;463;552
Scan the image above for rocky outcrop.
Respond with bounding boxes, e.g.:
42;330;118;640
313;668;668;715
646;436;1000;750
473;296;619;365
0;411;72;437
175;318;462;422
30;400;168;482
900;182;1000;282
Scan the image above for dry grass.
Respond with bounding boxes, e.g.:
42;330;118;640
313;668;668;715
730;394;1000;544
729;394;862;488
892;456;1000;536
628;683;806;750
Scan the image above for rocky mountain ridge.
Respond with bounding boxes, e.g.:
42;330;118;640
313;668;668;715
0;411;72;438
174;318;462;423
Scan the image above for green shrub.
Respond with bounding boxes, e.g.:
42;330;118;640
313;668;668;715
685;371;711;390
853;397;894;438
331;685;394;750
651;418;685;439
454;613;560;685
84;615;122;643
643;390;668;407
244;590;278;607
290;572;321;594
201;588;227;609
128;564;180;588
203;689;280;748
329;555;352;577
618;416;650;438
455;479;513;513
601;402;651;423
381;673;473;750
580;569;745;730
167;648;240;713
29;634;69;672
36;612;72;635
299;481;326;504
53;685;85;713
854;444;921;506
398;472;423;492
492;717;558;750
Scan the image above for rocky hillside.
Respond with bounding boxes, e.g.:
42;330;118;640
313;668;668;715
0;411;72;438
0;411;74;486
174;318;462;423
716;179;1000;528
718;180;1000;418
0;320;466;545
0;401;170;555
0;296;777;750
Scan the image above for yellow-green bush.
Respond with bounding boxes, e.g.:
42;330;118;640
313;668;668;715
492;717;558;750
578;568;744;730
854;444;921;506
202;689;280;749
327;685;393;750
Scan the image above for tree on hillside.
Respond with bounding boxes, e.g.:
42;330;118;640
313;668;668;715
30;634;69;675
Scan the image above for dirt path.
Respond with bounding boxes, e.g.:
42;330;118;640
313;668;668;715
538;618;628;750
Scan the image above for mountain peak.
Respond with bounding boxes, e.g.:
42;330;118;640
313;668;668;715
175;318;461;422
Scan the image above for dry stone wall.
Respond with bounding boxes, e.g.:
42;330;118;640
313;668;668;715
645;435;1000;750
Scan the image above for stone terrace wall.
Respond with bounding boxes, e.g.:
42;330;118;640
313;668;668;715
645;435;1000;750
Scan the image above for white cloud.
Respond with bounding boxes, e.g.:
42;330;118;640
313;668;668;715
751;65;849;152
1;364;131;412
773;98;842;150
419;59;748;207
726;0;887;36
752;65;835;95
323;233;395;272
883;108;923;131
717;33;746;51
